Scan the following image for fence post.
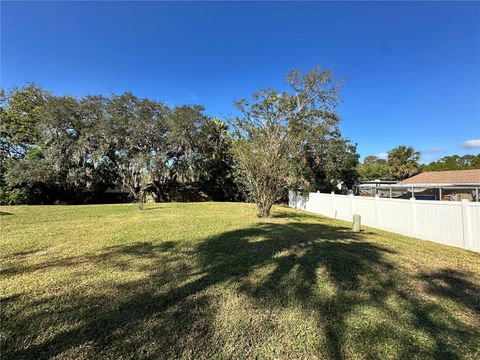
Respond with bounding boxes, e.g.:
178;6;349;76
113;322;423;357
461;200;470;249
374;195;379;229
410;197;417;238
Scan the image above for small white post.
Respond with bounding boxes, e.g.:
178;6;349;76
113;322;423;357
352;214;361;232
374;195;379;229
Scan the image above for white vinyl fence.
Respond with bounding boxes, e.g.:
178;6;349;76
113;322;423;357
289;191;480;252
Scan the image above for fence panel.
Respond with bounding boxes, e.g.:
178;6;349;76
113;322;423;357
318;193;334;216
414;201;464;248
352;197;376;228
307;193;330;215
333;195;352;221
466;203;480;252
288;191;479;252
376;198;412;236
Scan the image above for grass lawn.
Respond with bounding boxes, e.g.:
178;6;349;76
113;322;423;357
1;203;479;359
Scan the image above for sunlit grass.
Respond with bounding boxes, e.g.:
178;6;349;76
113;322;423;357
1;203;479;359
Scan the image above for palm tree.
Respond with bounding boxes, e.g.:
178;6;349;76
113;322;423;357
387;146;420;180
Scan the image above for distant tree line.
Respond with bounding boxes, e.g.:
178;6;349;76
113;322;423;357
356;146;421;181
3;71;477;214
0;85;241;206
421;155;480;172
357;147;480;181
0;68;361;214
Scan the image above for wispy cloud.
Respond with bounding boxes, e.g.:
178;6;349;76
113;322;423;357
460;139;480;149
375;152;388;160
423;147;445;154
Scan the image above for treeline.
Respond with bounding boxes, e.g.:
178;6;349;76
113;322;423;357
2;75;477;209
356;146;421;181
357;148;480;181
0;85;241;205
421;155;480;172
0;68;361;211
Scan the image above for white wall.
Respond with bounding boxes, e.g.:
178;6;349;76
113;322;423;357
289;191;480;252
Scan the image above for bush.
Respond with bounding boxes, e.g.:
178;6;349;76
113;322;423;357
0;186;29;205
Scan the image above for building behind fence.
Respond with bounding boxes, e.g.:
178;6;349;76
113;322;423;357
289;191;480;252
355;169;480;202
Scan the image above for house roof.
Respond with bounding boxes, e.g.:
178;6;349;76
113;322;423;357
398;169;480;186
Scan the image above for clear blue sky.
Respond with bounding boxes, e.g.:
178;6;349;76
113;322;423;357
2;1;479;162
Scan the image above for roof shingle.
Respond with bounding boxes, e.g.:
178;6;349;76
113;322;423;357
399;169;480;185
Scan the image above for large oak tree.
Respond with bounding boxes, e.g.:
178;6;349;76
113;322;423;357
230;67;358;217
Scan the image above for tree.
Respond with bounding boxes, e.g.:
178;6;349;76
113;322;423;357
422;155;480;171
105;93;168;208
0;85;51;204
387;146;420;180
2;79;358;207
197;118;241;201
230;67;343;217
357;155;391;180
0;85;244;205
0;84;48;158
149;105;209;202
2;92;119;204
293;128;359;193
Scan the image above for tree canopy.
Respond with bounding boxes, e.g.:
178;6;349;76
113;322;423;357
357;146;420;181
357;147;479;182
356;155;391;181
230;67;358;217
421;155;480;172
0;85;240;206
1;70;360;214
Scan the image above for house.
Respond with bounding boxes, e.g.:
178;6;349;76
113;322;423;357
354;179;397;197
397;169;480;201
356;169;480;201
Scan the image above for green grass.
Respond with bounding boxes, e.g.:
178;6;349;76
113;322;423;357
1;203;479;360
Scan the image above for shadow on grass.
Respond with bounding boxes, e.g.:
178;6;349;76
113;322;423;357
0;211;13;216
141;206;165;211
2;219;479;359
270;207;317;221
419;268;480;313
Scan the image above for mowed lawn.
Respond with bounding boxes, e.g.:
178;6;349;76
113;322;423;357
1;203;479;360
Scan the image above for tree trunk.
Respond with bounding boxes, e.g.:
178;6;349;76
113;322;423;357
257;201;273;217
138;190;145;210
151;181;171;202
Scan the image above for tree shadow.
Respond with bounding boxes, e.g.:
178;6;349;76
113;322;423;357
270;207;318;221
3;240;221;359
141;206;165;211
2;220;479;359
5;249;43;258
419;268;480;314
0;211;13;216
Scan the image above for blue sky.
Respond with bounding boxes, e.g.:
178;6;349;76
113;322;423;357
2;1;479;162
